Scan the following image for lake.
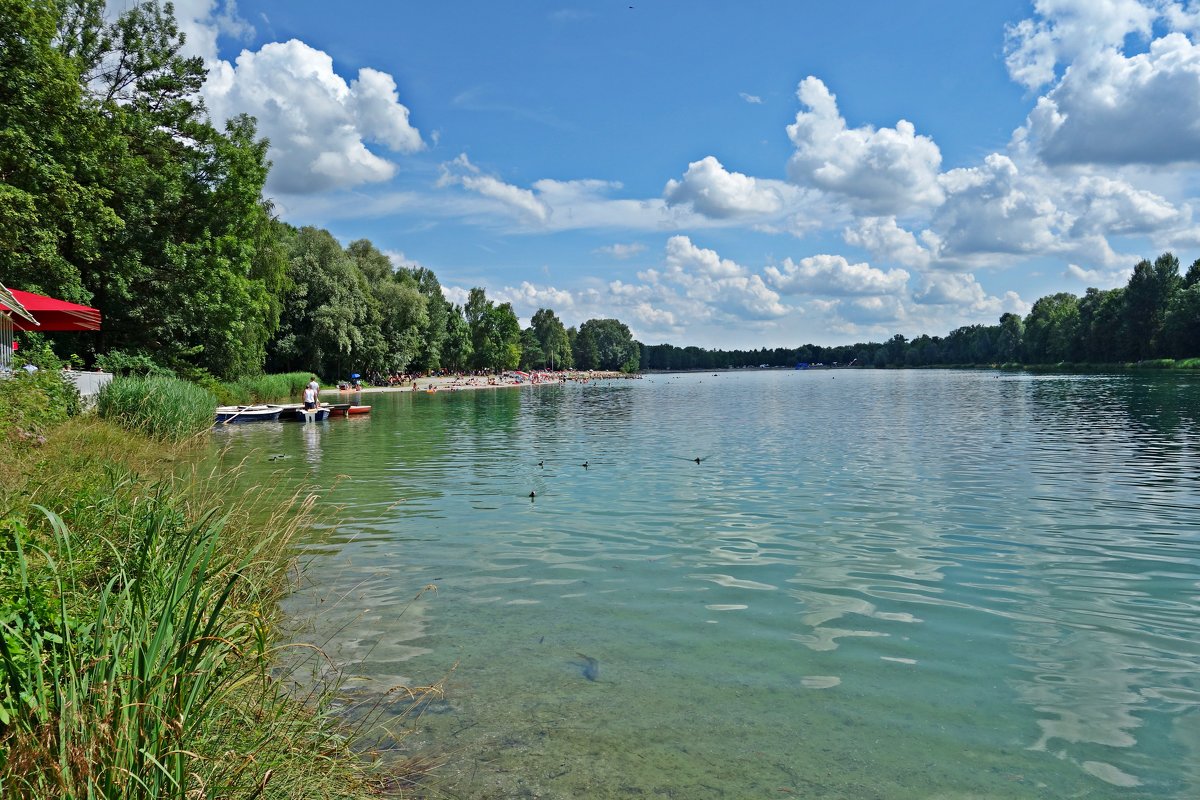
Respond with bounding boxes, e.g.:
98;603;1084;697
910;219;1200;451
209;369;1200;798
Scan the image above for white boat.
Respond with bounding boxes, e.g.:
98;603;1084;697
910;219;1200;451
214;405;282;423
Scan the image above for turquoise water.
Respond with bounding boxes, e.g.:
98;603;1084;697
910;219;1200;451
210;370;1200;798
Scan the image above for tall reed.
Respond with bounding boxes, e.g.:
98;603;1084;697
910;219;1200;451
0;427;380;798
96;376;216;442
222;372;313;405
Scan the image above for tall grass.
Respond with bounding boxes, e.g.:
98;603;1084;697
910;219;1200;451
222;372;313;405
0;421;389;798
97;376;216;442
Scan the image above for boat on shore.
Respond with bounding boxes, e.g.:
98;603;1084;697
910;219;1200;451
215;405;283;423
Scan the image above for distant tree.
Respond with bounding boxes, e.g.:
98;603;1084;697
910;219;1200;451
1162;283;1200;357
1022;292;1080;363
269;227;380;378
463;288;521;371
1123;253;1182;359
1184;258;1200;289
347;240;427;374
1075;287;1126;362
442;304;472;371
519;327;545;370
575;318;639;372
531;307;572;369
996;313;1023;363
403;266;450;371
571;323;598;370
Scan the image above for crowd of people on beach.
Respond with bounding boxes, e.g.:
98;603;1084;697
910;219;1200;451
330;369;639;393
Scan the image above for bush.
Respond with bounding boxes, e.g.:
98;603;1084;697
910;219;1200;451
0;368;82;447
97;376;216;442
93;350;176;377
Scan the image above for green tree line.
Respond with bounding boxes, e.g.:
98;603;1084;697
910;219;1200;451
1;0;639;382
642;253;1200;371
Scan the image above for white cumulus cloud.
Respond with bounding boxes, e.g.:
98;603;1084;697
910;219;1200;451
654;236;790;320
1004;0;1157;89
786;76;944;215
664;156;794;218
205;39;423;194
843;217;934;270
764;254;910;296
1017;33;1200;166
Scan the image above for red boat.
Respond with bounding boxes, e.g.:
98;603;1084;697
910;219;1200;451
347;405;371;415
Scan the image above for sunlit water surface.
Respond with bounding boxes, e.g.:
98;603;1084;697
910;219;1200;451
209;370;1200;798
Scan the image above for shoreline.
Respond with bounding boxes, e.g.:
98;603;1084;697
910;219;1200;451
321;370;633;396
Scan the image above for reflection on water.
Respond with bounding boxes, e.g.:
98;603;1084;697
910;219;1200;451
209;371;1200;798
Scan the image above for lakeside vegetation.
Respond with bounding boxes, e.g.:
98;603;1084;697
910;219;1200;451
0;368;433;798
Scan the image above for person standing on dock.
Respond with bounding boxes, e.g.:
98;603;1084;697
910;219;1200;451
303;377;319;410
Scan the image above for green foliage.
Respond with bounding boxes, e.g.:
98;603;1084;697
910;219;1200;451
268;227;384;379
441;303;473;371
0;366;82;447
1022;293;1080;363
464;288;522;372
1123;253;1182;359
530;307;572;369
0;419;388;798
0;518;80;728
575;318;640;372
0;0;118;305
96;375;216;442
404;266;451;371
93;349;175;377
221;371;311;404
2;1;283;376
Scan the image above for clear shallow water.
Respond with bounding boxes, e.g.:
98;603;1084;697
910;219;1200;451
209;370;1200;798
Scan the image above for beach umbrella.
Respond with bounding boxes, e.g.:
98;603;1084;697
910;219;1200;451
350;373;361;379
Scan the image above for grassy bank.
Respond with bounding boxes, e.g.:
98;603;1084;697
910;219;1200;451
0;373;406;798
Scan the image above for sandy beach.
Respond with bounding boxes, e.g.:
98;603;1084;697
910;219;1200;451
321;370;632;396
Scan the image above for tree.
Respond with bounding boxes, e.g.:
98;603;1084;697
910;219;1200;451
519;328;545;370
268;227;380;378
530;307;572;369
1022;292;1080;363
402;266;450;372
1123;253;1181;359
575;318;639;372
441;304;472;371
348;240;427;374
463;288;522;372
0;0;117;305
2;0;285;377
1162;283;1200;358
1075;287;1125;363
996;313;1023;363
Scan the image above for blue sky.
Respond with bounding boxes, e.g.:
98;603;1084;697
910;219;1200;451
168;0;1200;348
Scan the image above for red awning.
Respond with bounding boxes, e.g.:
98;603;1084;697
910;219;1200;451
0;289;101;332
